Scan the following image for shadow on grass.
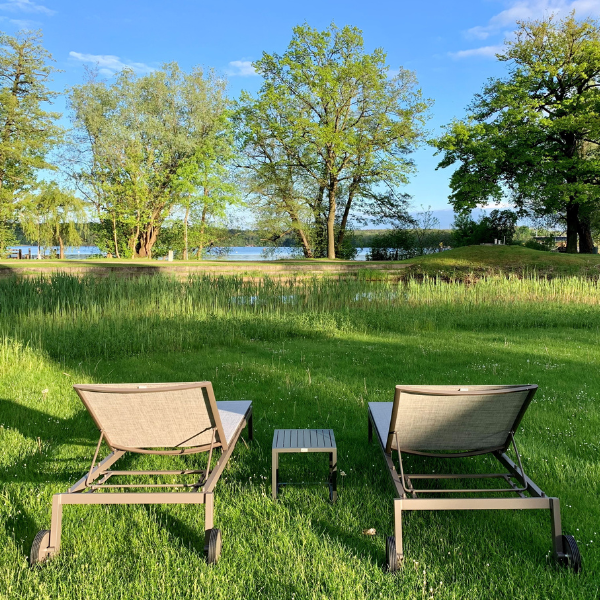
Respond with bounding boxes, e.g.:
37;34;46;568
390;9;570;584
146;506;206;558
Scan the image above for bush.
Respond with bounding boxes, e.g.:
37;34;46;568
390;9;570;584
366;229;451;261
524;237;553;251
452;210;518;247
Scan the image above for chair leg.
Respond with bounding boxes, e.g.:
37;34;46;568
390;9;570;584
549;498;564;560
247;414;253;442
49;494;63;557
204;492;214;533
394;498;404;562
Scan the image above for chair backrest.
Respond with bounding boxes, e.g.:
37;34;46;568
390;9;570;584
386;384;537;454
73;382;227;451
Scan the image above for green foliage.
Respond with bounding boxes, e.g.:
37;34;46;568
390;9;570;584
434;13;600;253
0;29;62;253
68;64;233;258
367;229;417;260
524;237;554;252
18;182;87;257
367;229;452;260
0;223;16;257
152;220;232;259
452;210;518;247
236;22;430;258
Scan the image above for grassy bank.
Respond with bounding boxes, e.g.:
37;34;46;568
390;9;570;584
2;245;600;282
0;274;598;599
404;245;600;280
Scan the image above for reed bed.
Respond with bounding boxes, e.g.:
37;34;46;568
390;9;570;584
0;273;598;362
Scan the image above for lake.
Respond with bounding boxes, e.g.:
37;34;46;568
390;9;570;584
9;246;372;261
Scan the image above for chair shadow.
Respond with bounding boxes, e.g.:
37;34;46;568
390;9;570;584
0;398;97;486
145;506;207;557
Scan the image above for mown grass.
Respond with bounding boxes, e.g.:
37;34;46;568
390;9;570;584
404;245;600;280
0;274;599;599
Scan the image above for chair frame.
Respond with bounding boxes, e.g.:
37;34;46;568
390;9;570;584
368;385;574;570
34;382;252;564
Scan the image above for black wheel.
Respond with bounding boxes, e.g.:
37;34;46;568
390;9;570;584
561;534;582;573
30;530;51;567
205;528;222;565
385;536;398;573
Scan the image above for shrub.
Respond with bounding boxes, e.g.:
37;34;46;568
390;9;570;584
452;209;518;246
524;237;553;251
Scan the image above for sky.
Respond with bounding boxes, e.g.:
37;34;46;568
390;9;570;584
2;0;600;227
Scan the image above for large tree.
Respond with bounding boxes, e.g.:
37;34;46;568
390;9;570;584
434;13;600;253
68;64;232;258
0;29;62;254
236;23;430;259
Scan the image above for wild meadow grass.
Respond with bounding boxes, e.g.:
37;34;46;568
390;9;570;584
0;273;599;599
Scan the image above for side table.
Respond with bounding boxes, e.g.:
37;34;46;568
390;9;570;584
272;429;337;502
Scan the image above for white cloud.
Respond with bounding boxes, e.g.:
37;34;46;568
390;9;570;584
69;51;155;75
466;0;600;40
226;60;257;77
455;0;600;58
0;0;54;16
449;45;505;59
8;18;38;27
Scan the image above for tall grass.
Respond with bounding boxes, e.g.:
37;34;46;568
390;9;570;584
0;273;598;362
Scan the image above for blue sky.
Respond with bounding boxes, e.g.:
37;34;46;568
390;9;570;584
2;0;600;226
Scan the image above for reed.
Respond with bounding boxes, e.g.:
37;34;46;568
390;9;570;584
0;273;598;362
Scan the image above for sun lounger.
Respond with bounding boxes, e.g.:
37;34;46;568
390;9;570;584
30;382;252;566
368;385;581;573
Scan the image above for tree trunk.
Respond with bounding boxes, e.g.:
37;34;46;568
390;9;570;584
327;179;337;259
336;179;359;252
565;202;579;253
183;204;189;260
311;185;326;258
112;215;121;259
136;225;159;258
288;208;313;258
58;235;64;260
197;203;208;260
577;211;595;254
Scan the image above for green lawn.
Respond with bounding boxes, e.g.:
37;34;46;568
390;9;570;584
0;274;598;599
404;245;600;279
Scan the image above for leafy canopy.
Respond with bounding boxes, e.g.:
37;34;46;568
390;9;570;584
434;13;600;251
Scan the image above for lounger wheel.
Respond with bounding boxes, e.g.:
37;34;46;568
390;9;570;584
561;534;582;573
205;528;222;564
385;536;398;573
30;530;53;566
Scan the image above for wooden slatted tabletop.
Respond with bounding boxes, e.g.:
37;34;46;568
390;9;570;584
272;429;335;451
272;429;337;501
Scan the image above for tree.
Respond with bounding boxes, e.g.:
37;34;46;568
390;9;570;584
236;22;430;258
434;13;600;253
451;209;518;247
0;29;62;254
175;136;241;260
19;182;87;258
68;64;233;258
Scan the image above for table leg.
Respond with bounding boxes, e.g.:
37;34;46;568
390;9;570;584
272;450;279;500
329;450;338;503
